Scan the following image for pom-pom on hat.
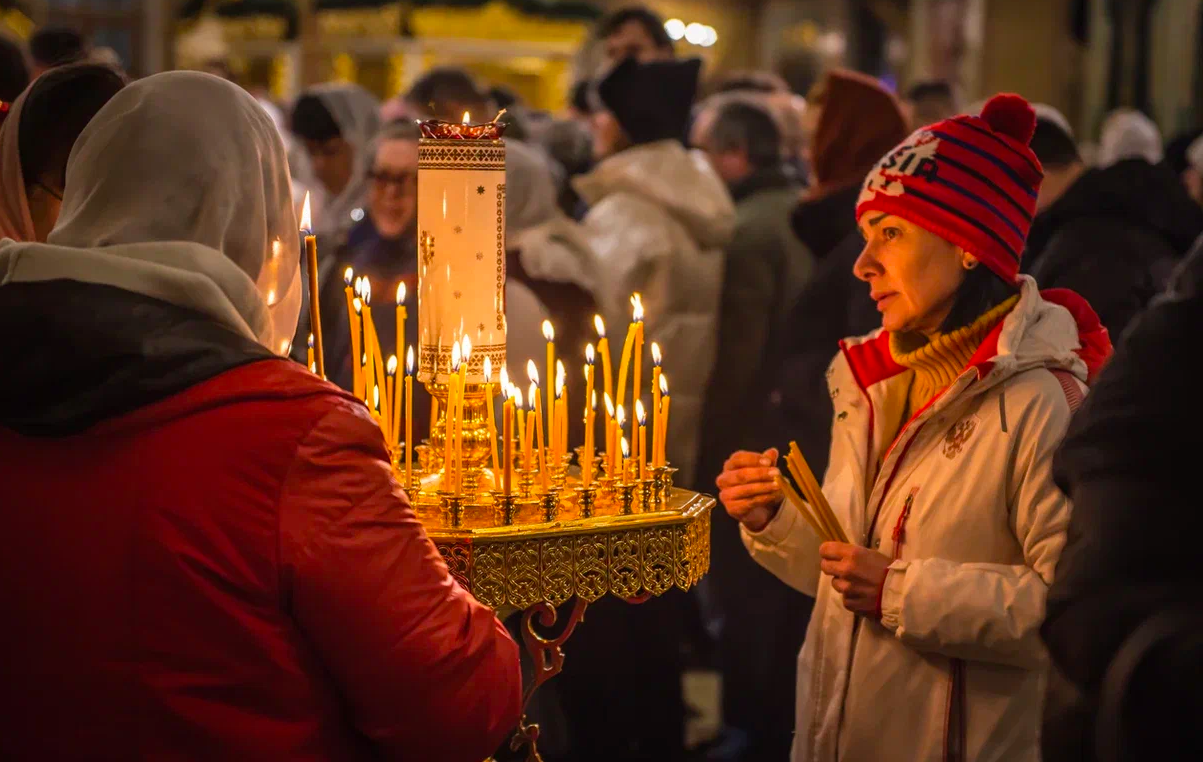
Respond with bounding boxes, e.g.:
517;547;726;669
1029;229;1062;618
856;92;1044;283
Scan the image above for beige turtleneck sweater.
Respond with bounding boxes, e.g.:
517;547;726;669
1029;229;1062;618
882;295;1020;449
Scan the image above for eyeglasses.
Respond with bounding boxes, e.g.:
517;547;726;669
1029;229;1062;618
32;181;63;201
369;169;417;192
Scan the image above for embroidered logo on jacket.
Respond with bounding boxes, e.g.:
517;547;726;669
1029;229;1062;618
942;416;978;459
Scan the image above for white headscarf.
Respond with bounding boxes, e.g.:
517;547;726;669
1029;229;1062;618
1097;108;1163;167
301;83;381;241
0;71;301;352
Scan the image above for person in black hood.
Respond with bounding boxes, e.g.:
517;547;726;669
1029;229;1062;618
1025;115;1203;338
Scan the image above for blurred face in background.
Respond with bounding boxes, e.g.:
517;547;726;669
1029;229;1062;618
304;135;354;198
604;20;672;64
367;137;418;240
591;110;630;161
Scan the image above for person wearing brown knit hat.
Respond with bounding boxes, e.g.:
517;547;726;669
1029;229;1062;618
717;93;1113;761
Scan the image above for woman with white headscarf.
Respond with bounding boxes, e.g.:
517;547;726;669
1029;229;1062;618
0;71;520;761
290;83;381;248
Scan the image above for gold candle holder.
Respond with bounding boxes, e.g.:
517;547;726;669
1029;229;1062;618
616;481;638;515
517;468;537;498
574;485;598;519
491;491;520;526
427;381;494;488
638;478;655;512
439;492;467;529
652;466;670;508
539;489;561;523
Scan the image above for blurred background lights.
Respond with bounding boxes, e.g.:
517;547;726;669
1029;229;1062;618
666;19;717;48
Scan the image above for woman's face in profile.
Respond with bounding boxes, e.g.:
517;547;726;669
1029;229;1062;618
26;176;62;243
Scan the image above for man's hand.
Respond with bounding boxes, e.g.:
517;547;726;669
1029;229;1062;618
819;542;892;619
717;448;783;532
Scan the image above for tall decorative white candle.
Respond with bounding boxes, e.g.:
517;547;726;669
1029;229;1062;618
416;118;507;385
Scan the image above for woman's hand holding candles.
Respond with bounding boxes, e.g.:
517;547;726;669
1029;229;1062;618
819;543;891;619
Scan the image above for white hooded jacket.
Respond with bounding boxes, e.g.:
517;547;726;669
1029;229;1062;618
743;279;1110;762
574;139;735;487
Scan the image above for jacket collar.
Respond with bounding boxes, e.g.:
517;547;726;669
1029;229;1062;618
838;276;1104;393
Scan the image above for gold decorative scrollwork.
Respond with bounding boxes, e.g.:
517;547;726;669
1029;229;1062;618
540;537;575;606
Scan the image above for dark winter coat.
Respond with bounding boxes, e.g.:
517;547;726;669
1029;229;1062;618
1024;158;1203;339
1041;235;1203;762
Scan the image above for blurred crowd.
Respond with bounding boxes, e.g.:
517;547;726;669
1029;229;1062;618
4;5;1203;762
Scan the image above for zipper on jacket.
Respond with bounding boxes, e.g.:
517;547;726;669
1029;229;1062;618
890;487;919;559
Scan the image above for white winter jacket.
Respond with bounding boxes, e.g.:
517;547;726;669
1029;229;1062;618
574;140;735;488
743;278;1111;762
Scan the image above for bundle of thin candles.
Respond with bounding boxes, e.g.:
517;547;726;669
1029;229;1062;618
774;441;849;544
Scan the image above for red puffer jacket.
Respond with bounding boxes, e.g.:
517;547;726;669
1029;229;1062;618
0;351;521;760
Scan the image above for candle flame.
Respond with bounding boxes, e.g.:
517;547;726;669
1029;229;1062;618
651;342;662;367
307;333;314;349
542;319;555;342
500;365;509;390
406;346;415;374
528;381;538;406
460;334;472;362
631;293;644;322
362;277;372;305
451;341;462;370
373;385;380;410
361;352;367;367
396;281;406;305
555;361;565;396
635;399;646;425
515;386;525;409
621;436;630;458
353;277;362;297
659;373;669;395
586;343;595;365
616;404;626;427
605;392;615;417
300;191;312;232
594;314;606;338
526;359;540;386
483;356;493;383
343;266;353;286
353;297;362;314
462;111;471;125
592;390;597;410
387;355;398;376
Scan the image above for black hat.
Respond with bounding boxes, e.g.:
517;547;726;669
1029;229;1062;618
597;57;702;146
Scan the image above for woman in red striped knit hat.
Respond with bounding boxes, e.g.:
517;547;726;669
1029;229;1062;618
717;94;1113;760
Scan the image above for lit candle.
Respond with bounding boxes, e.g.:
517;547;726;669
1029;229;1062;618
351;296;364;399
583;390;596;487
620;435;630;484
405;348;414;488
615;404;627;483
387;354;398;445
343;268;360;392
595;316;613;436
651;342;662;469
543;320;555;459
631;295;645;464
456;335;471;495
362;279;389;432
300;192;325;378
517;385;530;472
445;343;461;492
615;301;638;419
528;360;548;492
658;375;671;468
395;281;407;442
307;333;315;373
555;359;567;462
604;393;616;479
502;382;514;495
484;357;499;481
636;399;648;481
